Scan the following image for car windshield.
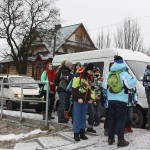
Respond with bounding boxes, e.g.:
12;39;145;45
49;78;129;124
126;60;150;81
9;77;38;88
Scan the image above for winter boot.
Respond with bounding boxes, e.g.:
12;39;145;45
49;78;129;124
117;140;129;147
87;127;96;133
148;124;150;130
124;128;128;133
74;133;80;142
104;129;108;136
43;111;50;120
80;129;88;140
94;122;100;126
48;111;55;119
64;111;71;120
108;139;115;145
127;127;133;132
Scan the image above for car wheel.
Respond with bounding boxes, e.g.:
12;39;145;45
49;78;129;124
132;106;147;128
6;101;14;110
35;104;43;114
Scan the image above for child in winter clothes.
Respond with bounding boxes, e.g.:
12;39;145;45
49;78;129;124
124;87;138;133
102;89;109;136
87;67;102;133
72;63;95;142
93;67;103;126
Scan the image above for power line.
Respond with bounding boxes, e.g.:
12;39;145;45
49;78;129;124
88;16;150;32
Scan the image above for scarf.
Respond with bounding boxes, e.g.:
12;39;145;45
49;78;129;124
46;69;56;92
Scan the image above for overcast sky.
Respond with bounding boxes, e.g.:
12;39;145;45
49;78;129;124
56;0;150;48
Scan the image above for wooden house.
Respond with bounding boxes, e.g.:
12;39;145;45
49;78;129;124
0;23;97;80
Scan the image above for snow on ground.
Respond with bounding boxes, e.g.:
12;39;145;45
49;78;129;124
1;109;150;149
0;129;46;141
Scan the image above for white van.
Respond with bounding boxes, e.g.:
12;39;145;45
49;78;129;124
0;75;43;113
53;48;150;128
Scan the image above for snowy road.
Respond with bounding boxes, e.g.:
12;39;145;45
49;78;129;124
0;109;150;150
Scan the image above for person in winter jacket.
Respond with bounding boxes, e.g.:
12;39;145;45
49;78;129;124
86;67;102;134
102;56;137;147
72;63;95;142
93;67;103;126
40;63;56;120
143;65;150;129
57;60;73;123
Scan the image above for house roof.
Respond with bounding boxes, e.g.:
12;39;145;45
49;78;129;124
40;23;81;53
0;23;95;63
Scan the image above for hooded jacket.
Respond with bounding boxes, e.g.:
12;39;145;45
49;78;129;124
102;63;137;103
71;68;95;103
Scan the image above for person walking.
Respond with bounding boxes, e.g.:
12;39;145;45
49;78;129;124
71;63;95;142
102;56;137;147
40;63;56;120
143;65;150;130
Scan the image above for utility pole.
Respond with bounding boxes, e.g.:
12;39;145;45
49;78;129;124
53;24;61;57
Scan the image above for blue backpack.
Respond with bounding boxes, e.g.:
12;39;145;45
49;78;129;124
66;79;73;92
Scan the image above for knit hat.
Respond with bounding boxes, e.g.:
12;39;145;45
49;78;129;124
84;63;95;71
114;56;123;63
146;65;150;69
94;67;100;72
65;60;73;69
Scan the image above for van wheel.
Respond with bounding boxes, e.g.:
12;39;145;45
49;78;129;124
132;106;146;128
6;101;14;110
35;105;43;114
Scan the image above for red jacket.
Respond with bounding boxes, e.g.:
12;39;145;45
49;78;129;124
46;69;56;92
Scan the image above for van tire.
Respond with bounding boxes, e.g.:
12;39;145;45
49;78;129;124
35;104;43;114
132;106;147;128
6;101;14;110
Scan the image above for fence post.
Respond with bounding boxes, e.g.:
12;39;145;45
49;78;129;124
20;83;23;122
0;85;4;119
45;82;49;126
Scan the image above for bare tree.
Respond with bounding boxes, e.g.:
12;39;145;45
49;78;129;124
0;0;60;74
95;30;111;49
114;18;143;51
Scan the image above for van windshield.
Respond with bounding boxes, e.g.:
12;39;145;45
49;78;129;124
9;77;38;88
126;60;150;81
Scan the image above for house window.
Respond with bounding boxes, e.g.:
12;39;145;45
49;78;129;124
75;33;83;42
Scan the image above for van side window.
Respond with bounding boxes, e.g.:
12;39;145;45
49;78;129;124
109;62;114;71
92;62;104;75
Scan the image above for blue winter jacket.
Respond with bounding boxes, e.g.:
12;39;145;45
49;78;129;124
102;63;137;103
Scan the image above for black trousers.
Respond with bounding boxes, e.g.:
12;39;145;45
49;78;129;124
108;101;127;140
104;108;109;129
43;91;55;113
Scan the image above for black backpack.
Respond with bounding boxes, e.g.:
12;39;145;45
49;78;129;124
53;69;61;86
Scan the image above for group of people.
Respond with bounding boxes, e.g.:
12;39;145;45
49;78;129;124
39;56;150;148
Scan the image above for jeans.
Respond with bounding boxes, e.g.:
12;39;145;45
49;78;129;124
146;94;150;125
73;101;88;133
108;101;127;140
125;106;133;128
57;92;71;121
94;99;101;123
